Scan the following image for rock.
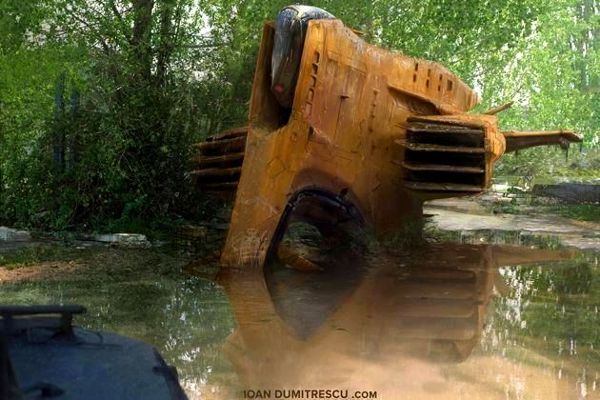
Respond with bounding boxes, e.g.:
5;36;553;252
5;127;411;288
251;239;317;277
0;227;31;242
278;244;324;272
532;183;600;204
92;233;151;248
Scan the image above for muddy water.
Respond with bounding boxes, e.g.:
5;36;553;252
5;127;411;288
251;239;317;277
1;241;600;399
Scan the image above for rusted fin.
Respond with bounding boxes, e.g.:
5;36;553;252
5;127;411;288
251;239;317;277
402;162;484;174
192;152;245;168
193;136;247;154
407;115;486;130
206;126;248;142
404;182;483;192
399;141;486;154
407;122;484;135
191;167;242;179
191;127;247;195
402;117;487;192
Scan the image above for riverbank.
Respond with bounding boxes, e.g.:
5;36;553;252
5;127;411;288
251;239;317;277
425;197;600;250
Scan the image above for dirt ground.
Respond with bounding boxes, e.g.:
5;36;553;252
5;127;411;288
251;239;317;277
0;243;195;284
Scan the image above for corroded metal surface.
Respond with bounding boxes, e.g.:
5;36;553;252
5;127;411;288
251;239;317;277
191;17;581;267
191;127;247;195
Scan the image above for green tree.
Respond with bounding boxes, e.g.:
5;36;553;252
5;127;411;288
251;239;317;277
0;0;597;230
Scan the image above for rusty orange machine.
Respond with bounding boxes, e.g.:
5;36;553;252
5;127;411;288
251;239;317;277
192;6;581;267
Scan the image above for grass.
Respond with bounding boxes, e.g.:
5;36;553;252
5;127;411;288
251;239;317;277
486;198;521;215
0;244;82;269
483;194;599;223
549;204;600;223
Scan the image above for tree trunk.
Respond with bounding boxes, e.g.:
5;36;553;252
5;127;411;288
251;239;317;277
131;0;155;83
156;0;176;87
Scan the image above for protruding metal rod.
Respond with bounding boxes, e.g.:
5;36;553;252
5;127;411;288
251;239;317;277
502;130;582;152
483;101;514;115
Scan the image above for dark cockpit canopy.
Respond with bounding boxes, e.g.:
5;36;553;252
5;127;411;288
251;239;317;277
271;5;335;108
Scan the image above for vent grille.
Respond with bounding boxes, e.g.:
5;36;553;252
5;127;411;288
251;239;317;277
399;117;487;193
191;127;247;194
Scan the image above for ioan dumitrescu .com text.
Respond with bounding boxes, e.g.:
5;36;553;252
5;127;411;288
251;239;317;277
242;389;378;399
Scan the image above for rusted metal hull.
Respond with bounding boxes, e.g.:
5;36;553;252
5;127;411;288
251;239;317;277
190;18;581;268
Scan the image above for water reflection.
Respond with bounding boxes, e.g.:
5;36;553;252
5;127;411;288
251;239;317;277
0;246;237;399
217;244;592;399
0;242;597;399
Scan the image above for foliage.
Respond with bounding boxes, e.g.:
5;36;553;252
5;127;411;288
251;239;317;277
0;0;219;230
549;203;600;222
494;255;600;364
490;0;600;175
0;0;598;230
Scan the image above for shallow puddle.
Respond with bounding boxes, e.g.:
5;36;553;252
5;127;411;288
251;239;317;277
1;241;599;399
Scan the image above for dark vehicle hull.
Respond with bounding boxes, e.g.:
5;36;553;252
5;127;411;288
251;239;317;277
1;305;188;400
